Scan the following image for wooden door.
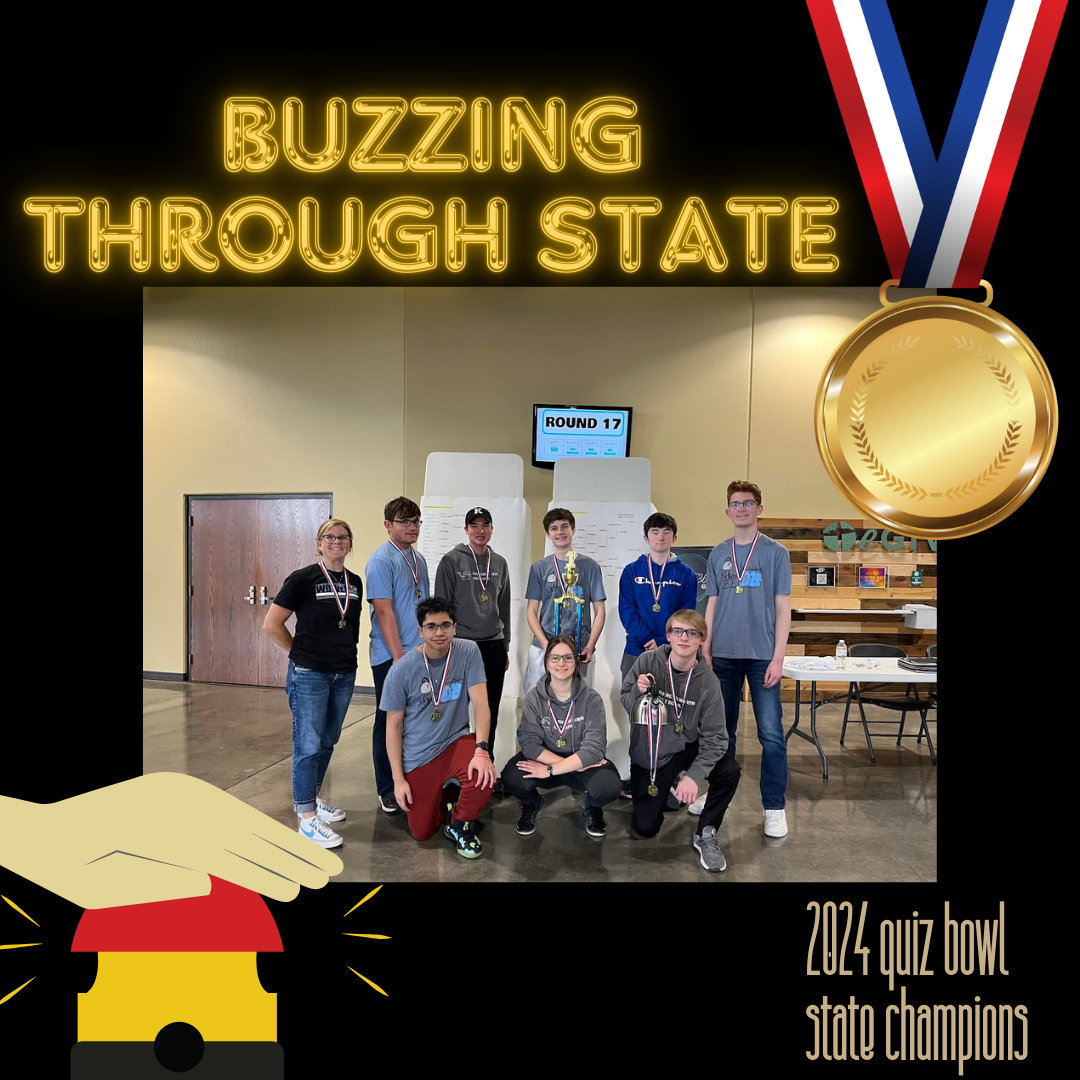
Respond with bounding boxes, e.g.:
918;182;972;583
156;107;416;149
189;496;332;686
257;498;333;687
190;499;260;684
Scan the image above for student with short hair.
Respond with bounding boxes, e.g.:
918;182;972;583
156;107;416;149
365;497;430;817
698;481;792;838
618;511;699;678
434;506;512;774
621;609;741;872
382;598;495;859
523;508;606;696
503;635;622;838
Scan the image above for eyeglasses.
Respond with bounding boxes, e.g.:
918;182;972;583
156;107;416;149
548;653;576;664
322;534;352;543
669;627;703;639
728;500;759;509
421;621;454;632
394;518;422;527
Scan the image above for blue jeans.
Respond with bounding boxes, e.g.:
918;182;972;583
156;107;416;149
712;657;787;809
287;661;355;814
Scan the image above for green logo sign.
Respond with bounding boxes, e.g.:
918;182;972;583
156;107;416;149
822;521;937;552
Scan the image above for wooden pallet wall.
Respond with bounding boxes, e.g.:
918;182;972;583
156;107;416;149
759;518;937;701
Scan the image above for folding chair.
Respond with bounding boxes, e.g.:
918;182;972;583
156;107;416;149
840;643;935;764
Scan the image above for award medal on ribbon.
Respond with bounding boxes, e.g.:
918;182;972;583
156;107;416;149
318;561;351;629
547;696;576;751
667;653;693;736
809;0;1063;539
645;678;663;797
648;555;667;614
423;640;453;723
389;539;424;601
731;534;761;596
471;546;492;603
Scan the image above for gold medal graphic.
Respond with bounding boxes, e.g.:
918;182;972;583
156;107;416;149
814;282;1057;539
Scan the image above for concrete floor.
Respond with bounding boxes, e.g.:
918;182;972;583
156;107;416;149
143;681;936;883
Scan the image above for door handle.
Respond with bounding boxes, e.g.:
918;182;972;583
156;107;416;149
259;586;269;605
241;585;255;604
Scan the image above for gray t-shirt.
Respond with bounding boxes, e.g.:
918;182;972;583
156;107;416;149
525;553;607;648
706;534;791;660
380;638;486;773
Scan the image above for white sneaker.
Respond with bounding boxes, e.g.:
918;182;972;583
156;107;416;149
764;808;788;837
299;815;343;848
687;792;707;817
316;797;346;823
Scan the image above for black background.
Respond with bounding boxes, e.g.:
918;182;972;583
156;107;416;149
2;4;1068;1070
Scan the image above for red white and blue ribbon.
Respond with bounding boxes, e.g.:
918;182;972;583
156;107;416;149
808;0;1066;286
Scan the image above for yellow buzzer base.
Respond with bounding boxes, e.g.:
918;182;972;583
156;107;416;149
77;952;276;1042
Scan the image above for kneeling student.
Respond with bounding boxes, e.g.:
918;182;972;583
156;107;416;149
383;599;496;859
503;635;622;838
620;609;741;872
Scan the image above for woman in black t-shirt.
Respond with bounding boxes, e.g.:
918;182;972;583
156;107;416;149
263;518;362;849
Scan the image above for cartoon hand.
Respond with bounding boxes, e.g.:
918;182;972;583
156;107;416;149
0;773;343;909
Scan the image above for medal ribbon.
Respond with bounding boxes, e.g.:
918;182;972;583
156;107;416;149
808;0;1066;285
731;533;762;586
667;654;693;725
646;680;663;790
647;556;667;608
389;539;421;592
546;696;577;741
423;640;453;716
471;546;491;592
317;560;350;621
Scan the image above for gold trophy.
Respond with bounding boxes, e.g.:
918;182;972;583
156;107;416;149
552;551;585;658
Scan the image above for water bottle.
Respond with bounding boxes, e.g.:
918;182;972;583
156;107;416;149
835;639;847;670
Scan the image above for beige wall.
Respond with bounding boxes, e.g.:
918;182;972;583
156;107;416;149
144;285;897;678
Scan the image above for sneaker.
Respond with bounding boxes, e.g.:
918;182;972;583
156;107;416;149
692;826;727;872
581;794;606;837
764;808;789;838
619;784;633;799
379;794;403;815
516;795;545;836
667;785;684;811
316;797;346;823
444;814;483;858
688;792;707;817
299;815;343;849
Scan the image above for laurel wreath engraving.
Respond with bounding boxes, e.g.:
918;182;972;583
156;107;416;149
847;334;1022;502
849;336;928;499
941;336;1022;499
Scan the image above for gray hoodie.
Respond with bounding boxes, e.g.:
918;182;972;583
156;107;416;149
434;543;511;645
519;674;608;769
620;645;728;784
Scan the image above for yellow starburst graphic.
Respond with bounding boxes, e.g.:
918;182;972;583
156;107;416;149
1;895;43;1005
342;885;389;997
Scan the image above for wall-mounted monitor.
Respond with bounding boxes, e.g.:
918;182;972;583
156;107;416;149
532;404;633;469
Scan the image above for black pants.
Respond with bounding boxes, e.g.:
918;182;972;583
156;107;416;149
371;657;394;799
630;742;741;838
502;752;622;808
475;638;508;767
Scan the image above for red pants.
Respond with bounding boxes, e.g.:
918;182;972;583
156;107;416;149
404;734;494;841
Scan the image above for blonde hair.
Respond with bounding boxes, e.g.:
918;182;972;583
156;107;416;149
316;518;353;551
665;608;707;637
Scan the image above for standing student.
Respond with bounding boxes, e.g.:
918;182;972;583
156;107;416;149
698;481;792;838
621;610;741;871
434;507;512;776
523;508;606;696
382;599;496;859
263;519;361;849
365;497;430;816
618;511;699;679
503;635;622;838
